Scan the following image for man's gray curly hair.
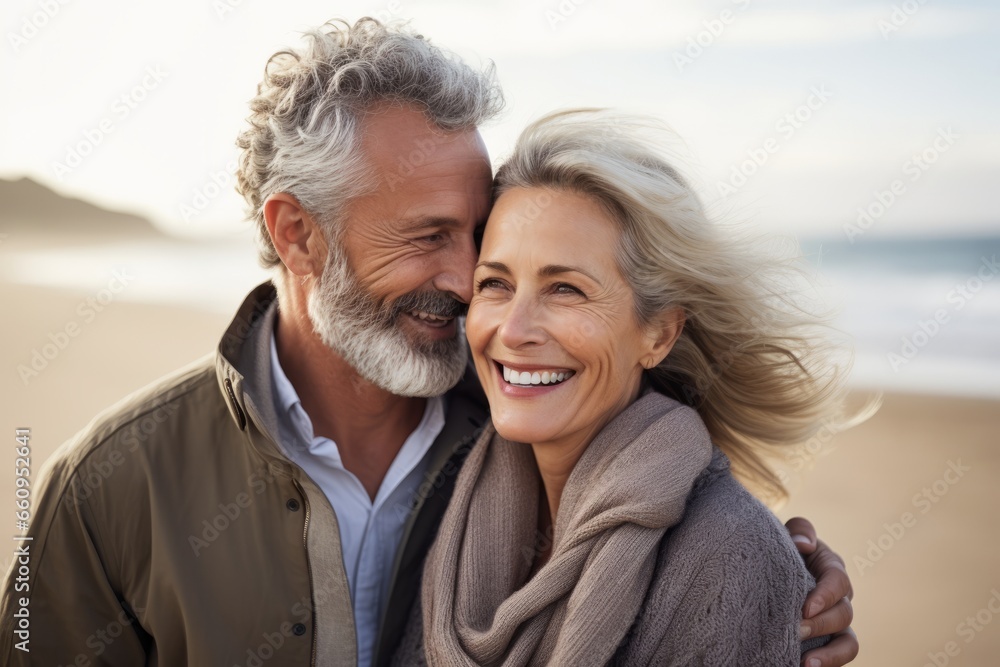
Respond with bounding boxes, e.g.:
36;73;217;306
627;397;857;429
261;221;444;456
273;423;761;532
236;17;504;267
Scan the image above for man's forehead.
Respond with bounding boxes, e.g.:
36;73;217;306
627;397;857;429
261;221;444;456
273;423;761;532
359;103;489;165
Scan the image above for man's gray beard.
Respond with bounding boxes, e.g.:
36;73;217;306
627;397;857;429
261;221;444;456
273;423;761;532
306;242;468;398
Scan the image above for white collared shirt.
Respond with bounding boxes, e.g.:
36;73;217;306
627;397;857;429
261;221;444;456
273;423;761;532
269;334;445;667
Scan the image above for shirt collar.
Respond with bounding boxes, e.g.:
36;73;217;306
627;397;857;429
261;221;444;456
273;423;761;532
268;326;445;455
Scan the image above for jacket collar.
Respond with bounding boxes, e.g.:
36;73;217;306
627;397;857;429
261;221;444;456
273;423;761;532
214;282;292;465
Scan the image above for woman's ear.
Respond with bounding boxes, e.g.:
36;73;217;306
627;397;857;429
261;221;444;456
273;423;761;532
641;307;685;369
263;192;329;278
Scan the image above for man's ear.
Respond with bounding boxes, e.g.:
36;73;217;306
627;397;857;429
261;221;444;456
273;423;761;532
263;193;329;278
641;307;686;369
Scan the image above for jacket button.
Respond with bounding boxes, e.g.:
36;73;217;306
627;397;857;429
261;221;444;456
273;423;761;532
286;499;300;512
292;623;307;636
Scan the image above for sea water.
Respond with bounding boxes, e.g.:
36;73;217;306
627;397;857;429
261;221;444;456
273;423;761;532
3;234;998;398
800;236;1000;399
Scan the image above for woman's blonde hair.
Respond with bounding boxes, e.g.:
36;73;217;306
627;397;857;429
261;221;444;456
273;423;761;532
494;109;868;502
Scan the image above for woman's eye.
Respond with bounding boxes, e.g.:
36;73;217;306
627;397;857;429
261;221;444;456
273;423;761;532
476;278;506;292
553;283;584;296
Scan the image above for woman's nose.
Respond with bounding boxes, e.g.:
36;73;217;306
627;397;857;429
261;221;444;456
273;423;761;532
496;294;546;349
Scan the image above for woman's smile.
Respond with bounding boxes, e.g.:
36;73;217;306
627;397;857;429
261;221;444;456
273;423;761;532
491;359;577;396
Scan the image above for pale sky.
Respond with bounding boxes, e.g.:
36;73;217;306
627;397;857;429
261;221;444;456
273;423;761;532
2;0;997;239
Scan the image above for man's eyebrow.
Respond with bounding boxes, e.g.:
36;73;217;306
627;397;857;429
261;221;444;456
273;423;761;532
400;216;467;232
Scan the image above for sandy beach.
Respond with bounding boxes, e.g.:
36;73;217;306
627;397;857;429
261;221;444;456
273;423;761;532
2;278;998;666
777;391;1000;666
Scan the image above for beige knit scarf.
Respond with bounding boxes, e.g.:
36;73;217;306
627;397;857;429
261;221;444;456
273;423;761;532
421;392;713;666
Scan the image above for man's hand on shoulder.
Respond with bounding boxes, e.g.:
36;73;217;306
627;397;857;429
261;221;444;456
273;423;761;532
785;517;859;667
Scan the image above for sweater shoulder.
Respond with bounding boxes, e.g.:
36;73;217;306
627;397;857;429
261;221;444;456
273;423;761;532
655;457;813;599
670;459;802;565
617;454;815;665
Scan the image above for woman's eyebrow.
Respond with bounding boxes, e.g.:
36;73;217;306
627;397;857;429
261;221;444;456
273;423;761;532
475;260;510;273
476;261;602;285
538;264;601;284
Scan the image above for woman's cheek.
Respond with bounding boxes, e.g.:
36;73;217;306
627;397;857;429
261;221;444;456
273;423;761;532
560;312;605;356
465;300;498;349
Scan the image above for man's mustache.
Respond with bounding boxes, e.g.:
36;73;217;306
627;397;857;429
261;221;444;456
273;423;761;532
390;291;467;320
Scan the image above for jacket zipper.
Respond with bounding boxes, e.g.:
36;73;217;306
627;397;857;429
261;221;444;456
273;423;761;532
294;478;317;667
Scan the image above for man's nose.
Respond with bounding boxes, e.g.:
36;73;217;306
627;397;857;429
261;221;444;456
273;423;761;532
433;232;478;304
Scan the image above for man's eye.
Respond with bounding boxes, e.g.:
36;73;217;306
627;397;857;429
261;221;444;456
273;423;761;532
413;234;448;249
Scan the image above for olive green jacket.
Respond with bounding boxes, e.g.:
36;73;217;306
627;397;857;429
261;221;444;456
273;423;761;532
0;283;487;666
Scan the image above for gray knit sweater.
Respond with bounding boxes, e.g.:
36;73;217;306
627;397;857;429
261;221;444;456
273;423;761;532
608;448;829;664
394;449;829;665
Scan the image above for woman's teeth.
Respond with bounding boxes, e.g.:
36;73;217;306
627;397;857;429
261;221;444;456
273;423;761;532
501;365;574;386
